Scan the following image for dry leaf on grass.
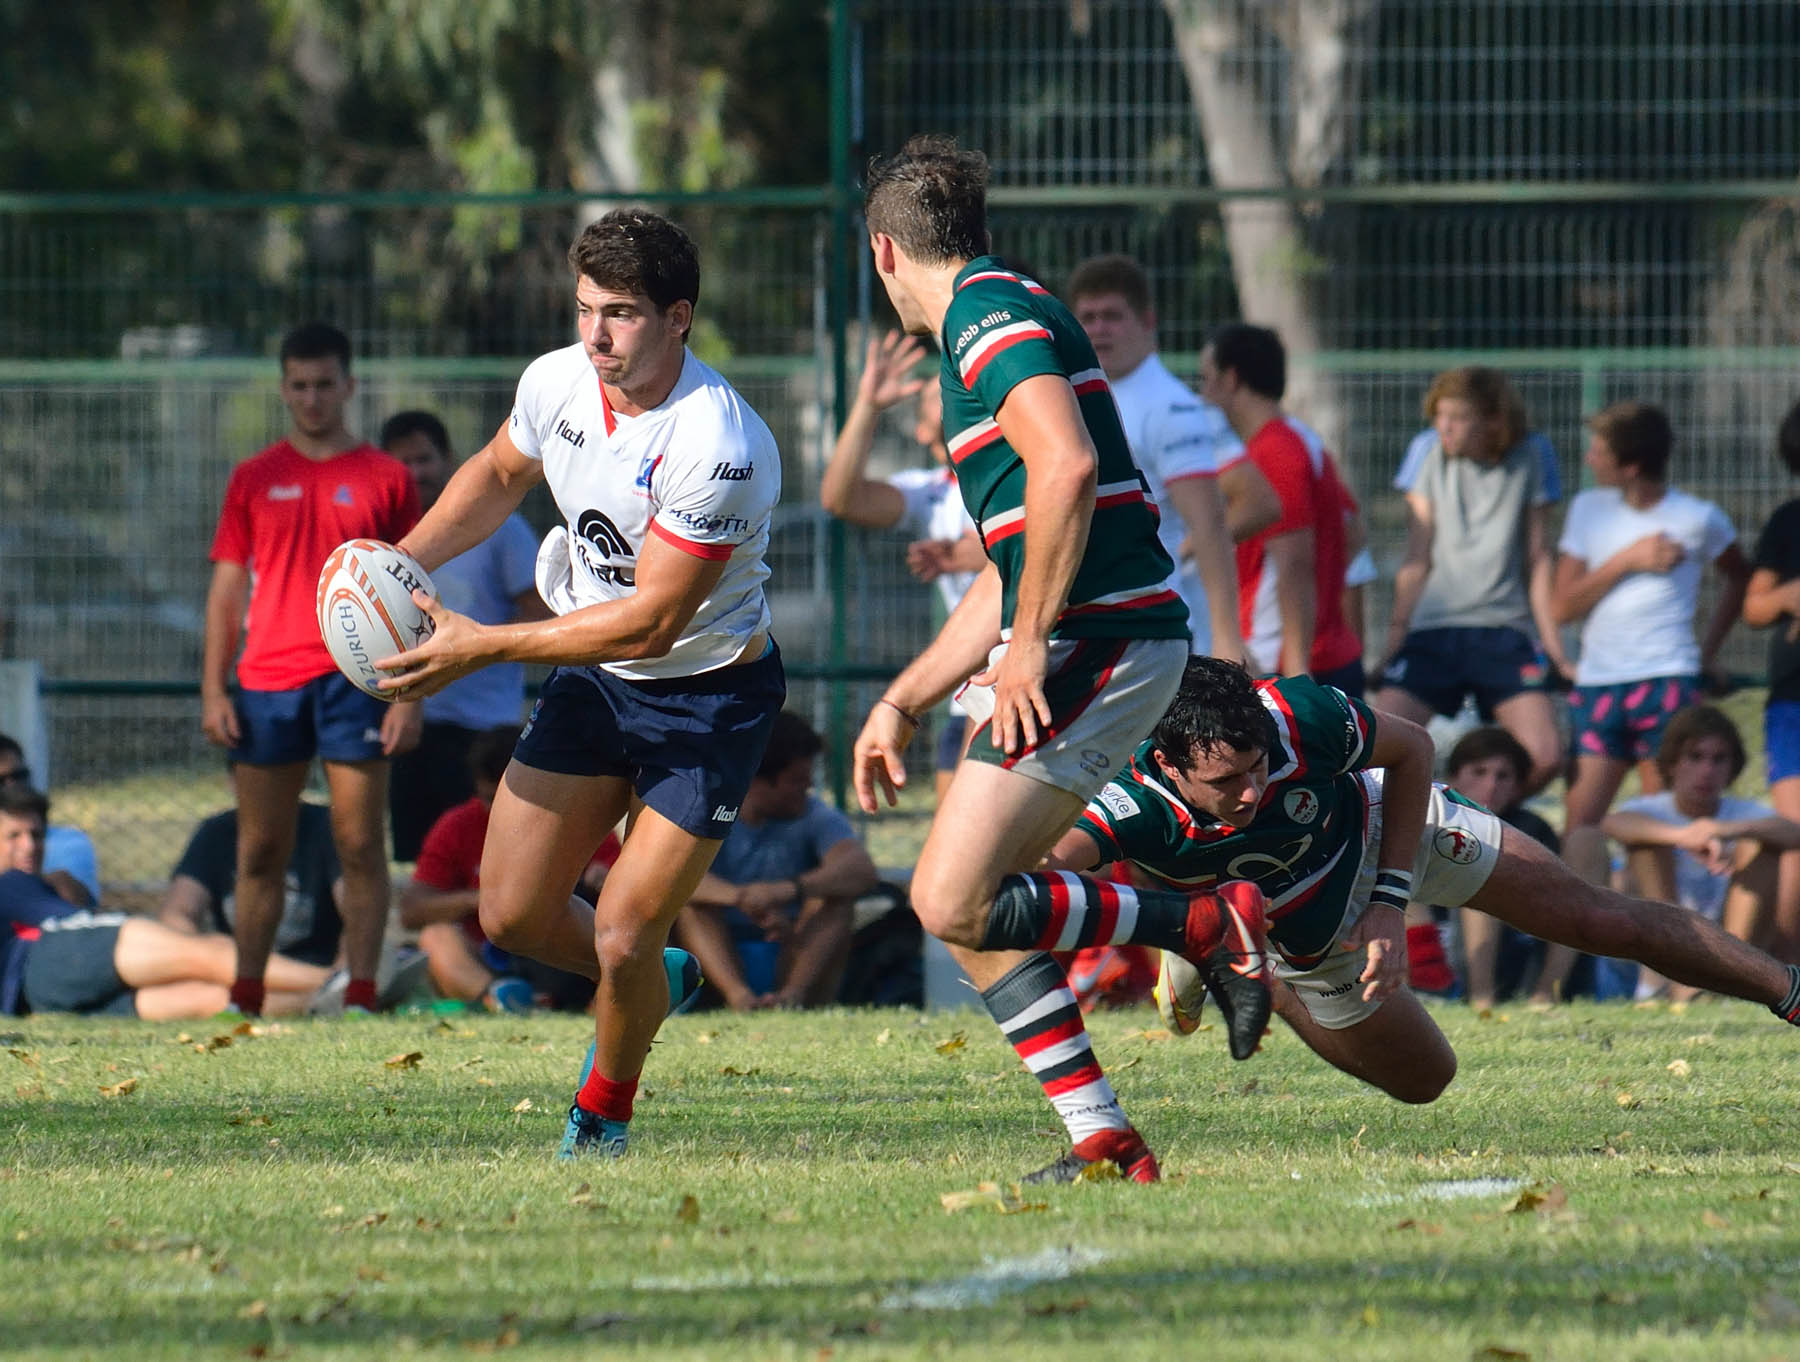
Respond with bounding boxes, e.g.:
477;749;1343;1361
934;1032;967;1054
874;1028;892;1045
1390;1218;1443;1235
1472;1348;1532;1361
385;1051;423;1069
1615;1091;1640;1109
99;1078;138;1098
510;1098;533;1113
675;1194;700;1223
939;1181;1049;1214
1701;1208;1730;1230
1666;1058;1692;1077
1503;1183;1567;1215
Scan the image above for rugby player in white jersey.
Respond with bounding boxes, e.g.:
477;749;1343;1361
376;210;785;1159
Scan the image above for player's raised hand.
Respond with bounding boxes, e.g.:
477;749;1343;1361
857;331;929;412
853;698;917;813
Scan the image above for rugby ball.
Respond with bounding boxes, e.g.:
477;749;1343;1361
315;539;436;699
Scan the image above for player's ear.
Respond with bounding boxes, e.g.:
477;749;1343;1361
664;299;693;339
870;232;897;274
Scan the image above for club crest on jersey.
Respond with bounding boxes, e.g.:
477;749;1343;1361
333;485;354;506
1433;825;1482;866
1282;788;1320;824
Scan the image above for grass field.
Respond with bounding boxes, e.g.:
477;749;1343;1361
6;999;1800;1360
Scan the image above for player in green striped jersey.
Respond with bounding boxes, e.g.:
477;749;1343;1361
851;135;1269;1185
1048;657;1800;1103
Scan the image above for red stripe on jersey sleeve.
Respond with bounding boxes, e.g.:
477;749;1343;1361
649;519;735;561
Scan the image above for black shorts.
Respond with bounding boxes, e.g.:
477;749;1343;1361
513;645;787;839
1379;626;1546;719
21;912;135;1016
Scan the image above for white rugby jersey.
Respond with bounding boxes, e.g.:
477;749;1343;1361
509;342;781;681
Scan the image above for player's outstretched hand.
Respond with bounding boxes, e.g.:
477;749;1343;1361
975;637;1051;757
853;700;916;813
1347;902;1406;1003
376;589;485;698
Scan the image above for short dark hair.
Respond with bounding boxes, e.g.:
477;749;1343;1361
1205;322;1285;401
380;410;451;456
1066;254;1153;317
0;784;48;824
279;322;352;373
1655;705;1746;785
1150;657;1280;771
467;725;521;787
567;210;700;338
1445;726;1532;786
1588;400;1673;481
756;711;824;782
1777;397;1800;477
863;134;991;265
0;732;21;764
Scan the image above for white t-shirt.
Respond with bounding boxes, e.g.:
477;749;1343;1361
1558;486;1737;687
885;466;977;617
510;344;781;681
1108;353;1243;649
1615;790;1771;921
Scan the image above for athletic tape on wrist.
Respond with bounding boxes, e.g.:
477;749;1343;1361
1369;867;1415;912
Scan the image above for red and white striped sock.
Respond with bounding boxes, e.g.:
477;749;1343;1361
980;953;1129;1144
983;870;1230;958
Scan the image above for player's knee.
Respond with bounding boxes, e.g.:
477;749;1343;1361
592;919;657;977
1387;1051;1456;1104
905;868;981;947
477;896;533;953
236;834;289;880
332;830;387;877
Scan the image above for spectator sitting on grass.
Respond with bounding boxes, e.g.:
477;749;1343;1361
0;784;333;1018
675;711;878;1011
1604;705;1800;1001
0;733;99;906
401;726;606;1013
156;765;344;969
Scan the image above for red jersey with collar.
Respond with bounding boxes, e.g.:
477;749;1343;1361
210;440;419;689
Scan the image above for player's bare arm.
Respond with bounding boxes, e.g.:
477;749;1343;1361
200;560;250;747
1266;529;1317;677
398;420;545;573
376;531;727;694
982;372;1100;754
1550;534;1683;625
1741;566;1800;628
853;564;1003;813
1698;542;1752;684
1349;707;1437;1001
1219;459;1282;542
1163;474;1244;658
1524;504;1573;674
1381;492;1434;666
819;331;926;529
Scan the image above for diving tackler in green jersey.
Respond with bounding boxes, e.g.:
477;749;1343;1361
939;258;1190;643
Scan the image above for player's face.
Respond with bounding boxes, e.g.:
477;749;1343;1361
1433;397;1496;461
869;233;933;337
1073;292;1155;381
1161;743;1269;828
1449;755;1520;816
0;811;45;876
574;274;690;396
386;430;451;510
1197;345;1229;409
279;356;353;441
1670;734;1735;809
1584;433;1623;485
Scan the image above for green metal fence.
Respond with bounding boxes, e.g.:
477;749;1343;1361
6;0;1800;891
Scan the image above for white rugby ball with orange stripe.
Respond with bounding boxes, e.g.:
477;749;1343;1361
315;539;436;699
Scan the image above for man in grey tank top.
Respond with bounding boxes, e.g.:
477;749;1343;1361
1374;367;1570;793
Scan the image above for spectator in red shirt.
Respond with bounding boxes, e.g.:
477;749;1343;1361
200;322;422;1016
1199;323;1364;695
402;726;615;1012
